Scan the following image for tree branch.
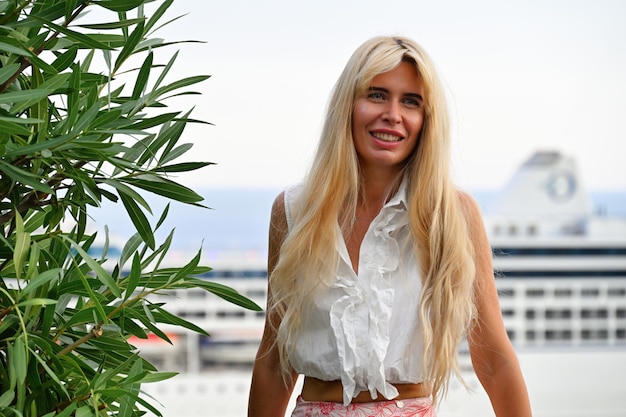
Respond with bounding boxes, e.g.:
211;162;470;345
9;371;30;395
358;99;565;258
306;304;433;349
56;324;102;357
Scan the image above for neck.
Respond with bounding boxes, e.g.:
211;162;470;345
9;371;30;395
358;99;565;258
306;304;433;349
356;170;403;220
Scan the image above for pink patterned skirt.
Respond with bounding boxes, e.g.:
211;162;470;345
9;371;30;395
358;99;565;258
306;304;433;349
290;396;436;417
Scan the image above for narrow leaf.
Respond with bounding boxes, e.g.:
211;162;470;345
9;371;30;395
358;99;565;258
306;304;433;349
0;63;20;84
145;0;174;34
124;253;142;300
13;212;31;279
119;192;155;249
60;236;122;298
94;0;146;12
22;268;61;296
0;119;32;134
154;162;214;172
191;278;263;311
77;18;146;30
0;390;15;407
51;46;78;72
158;142;193;165
114;21;145;72
122;177;203;203
119;233;143;269
12;338;28;384
32;18;113;50
154;203;170;231
0;160;54;193
16;298;57;307
131;51;153;100
151;75;209;99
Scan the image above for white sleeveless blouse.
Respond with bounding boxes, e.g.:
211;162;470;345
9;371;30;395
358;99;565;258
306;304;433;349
283;181;425;406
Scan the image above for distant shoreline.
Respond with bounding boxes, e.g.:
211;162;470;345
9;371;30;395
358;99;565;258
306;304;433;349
89;188;626;253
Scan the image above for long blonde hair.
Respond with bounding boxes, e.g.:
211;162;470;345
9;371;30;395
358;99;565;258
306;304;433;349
269;36;476;405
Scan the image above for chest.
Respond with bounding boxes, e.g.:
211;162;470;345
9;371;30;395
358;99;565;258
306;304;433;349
343;219;371;274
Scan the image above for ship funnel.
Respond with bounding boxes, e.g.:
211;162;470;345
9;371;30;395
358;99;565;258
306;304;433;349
488;151;593;236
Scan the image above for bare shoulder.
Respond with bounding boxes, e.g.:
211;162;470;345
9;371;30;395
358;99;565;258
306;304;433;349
270;191;288;232
455;189;483;228
268;192;288;260
271;191;286;218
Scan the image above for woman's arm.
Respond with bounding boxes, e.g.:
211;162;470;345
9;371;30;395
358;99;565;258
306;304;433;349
248;192;298;417
460;191;533;417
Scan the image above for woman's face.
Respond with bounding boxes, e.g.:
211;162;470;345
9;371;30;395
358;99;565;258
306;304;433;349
352;61;425;174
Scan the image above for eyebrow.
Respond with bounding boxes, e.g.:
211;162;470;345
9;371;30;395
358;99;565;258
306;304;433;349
368;86;423;102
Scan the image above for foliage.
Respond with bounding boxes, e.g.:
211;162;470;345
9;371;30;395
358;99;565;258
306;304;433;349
0;1;261;416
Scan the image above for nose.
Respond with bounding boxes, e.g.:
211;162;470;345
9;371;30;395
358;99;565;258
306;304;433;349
383;100;402;124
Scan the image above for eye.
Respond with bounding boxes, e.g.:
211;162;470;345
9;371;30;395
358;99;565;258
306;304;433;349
404;98;421;107
402;96;422;108
367;91;386;101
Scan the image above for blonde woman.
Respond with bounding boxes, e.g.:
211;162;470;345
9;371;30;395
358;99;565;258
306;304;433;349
248;36;532;417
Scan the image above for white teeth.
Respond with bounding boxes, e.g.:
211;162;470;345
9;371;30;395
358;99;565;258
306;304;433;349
372;132;402;142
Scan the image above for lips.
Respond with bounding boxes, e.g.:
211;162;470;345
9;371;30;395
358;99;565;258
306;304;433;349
371;131;404;142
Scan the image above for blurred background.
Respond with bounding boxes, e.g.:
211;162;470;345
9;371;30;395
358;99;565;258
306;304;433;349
89;0;626;415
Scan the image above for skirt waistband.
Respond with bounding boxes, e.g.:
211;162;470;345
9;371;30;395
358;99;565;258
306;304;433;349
291;395;435;417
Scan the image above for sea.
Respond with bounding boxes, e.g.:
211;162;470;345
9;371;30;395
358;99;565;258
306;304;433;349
88;189;626;416
92;188;626;254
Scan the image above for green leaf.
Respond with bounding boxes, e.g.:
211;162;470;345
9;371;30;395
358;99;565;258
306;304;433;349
0;62;19;84
172;248;201;283
94;0;146;12
114;21;144;72
122;112;179;131
12;338;28;384
0;40;35;56
9;73;73;114
131;51;152;101
124;253;142;300
30;345;70;398
13;212;31;280
191;278;264;311
0;390;15;407
0;88;55;105
122;176;204;203
32;18;114;50
0;160;54;194
91;108;123;129
154;162;214;172
119;192;155;250
158;142;193;165
75;405;92;417
51;46;78;72
22;268;61;296
152;49;178;91
151;75;209;99
70;100;102;136
77;17;146;30
15;298;57;307
154;203;170;231
145;0;174;34
99;179;151;211
151;305;209;336
119;233;143;269
0;119;32;134
0;115;44;125
137;371;177;383
60;235;122;298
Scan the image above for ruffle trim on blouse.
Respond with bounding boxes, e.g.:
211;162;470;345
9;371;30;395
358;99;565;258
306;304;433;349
331;198;409;406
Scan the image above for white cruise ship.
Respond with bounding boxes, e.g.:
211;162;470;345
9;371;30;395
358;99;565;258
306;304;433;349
137;151;626;417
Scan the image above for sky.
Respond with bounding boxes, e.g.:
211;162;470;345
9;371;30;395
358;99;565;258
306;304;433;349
144;0;626;193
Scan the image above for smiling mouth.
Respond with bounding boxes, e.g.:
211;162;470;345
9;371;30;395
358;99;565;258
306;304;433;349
371;131;403;142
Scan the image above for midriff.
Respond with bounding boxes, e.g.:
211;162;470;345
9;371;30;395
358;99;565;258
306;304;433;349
301;376;432;403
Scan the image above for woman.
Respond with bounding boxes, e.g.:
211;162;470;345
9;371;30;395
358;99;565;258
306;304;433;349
248;36;532;417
